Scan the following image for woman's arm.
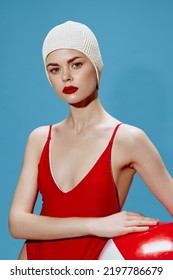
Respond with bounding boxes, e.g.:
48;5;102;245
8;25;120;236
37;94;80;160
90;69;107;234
121;126;173;217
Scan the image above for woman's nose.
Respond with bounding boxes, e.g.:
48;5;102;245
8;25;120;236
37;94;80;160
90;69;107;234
62;68;73;82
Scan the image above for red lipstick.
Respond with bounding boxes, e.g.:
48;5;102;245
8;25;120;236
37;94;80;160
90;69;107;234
63;86;78;94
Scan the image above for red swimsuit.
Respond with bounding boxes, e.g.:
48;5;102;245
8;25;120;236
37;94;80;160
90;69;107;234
26;123;121;259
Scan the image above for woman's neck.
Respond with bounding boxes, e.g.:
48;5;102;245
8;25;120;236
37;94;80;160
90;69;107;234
66;96;107;133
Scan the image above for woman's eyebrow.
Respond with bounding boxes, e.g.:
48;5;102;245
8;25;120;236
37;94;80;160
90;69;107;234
67;56;82;63
46;56;83;68
46;63;59;68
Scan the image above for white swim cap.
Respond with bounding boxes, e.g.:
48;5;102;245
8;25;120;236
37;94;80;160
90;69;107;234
42;21;103;85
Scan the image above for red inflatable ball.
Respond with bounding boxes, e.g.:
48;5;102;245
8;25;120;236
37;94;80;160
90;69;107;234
99;223;173;260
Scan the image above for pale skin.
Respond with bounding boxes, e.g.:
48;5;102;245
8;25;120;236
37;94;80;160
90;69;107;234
9;49;173;259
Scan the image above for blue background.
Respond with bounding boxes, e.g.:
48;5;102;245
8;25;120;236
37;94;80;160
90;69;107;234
1;0;173;259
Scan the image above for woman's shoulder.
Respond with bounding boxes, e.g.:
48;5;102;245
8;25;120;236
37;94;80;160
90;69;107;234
26;125;52;154
29;125;51;141
117;123;148;146
105;115;145;138
120;123;145;136
104;115;147;144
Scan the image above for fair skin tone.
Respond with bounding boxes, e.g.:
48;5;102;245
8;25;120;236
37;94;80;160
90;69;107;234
9;49;173;260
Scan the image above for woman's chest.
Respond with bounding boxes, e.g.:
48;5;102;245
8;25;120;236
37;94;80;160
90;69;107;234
50;134;111;193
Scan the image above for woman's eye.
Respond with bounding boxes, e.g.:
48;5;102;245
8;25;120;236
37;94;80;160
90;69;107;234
72;62;82;69
49;68;61;74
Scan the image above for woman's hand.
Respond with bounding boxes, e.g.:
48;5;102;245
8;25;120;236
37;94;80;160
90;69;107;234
90;211;158;238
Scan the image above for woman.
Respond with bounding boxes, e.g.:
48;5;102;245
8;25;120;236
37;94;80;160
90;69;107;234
9;21;173;260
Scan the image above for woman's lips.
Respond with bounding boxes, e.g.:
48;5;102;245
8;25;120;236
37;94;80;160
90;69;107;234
62;86;78;94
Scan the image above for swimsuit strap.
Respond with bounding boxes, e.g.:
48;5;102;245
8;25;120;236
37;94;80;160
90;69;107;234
47;124;53;140
109;123;123;144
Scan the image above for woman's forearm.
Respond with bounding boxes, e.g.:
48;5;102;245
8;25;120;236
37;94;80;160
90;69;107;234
9;212;93;240
9;211;158;241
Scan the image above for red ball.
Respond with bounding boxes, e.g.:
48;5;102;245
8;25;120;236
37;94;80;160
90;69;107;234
113;222;173;259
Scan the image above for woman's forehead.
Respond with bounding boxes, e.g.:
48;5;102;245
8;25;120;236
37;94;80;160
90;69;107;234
46;49;87;63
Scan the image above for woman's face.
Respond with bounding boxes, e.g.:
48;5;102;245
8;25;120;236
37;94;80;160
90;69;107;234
46;49;98;105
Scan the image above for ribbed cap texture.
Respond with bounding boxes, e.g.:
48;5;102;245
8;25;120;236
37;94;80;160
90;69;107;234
42;21;103;84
